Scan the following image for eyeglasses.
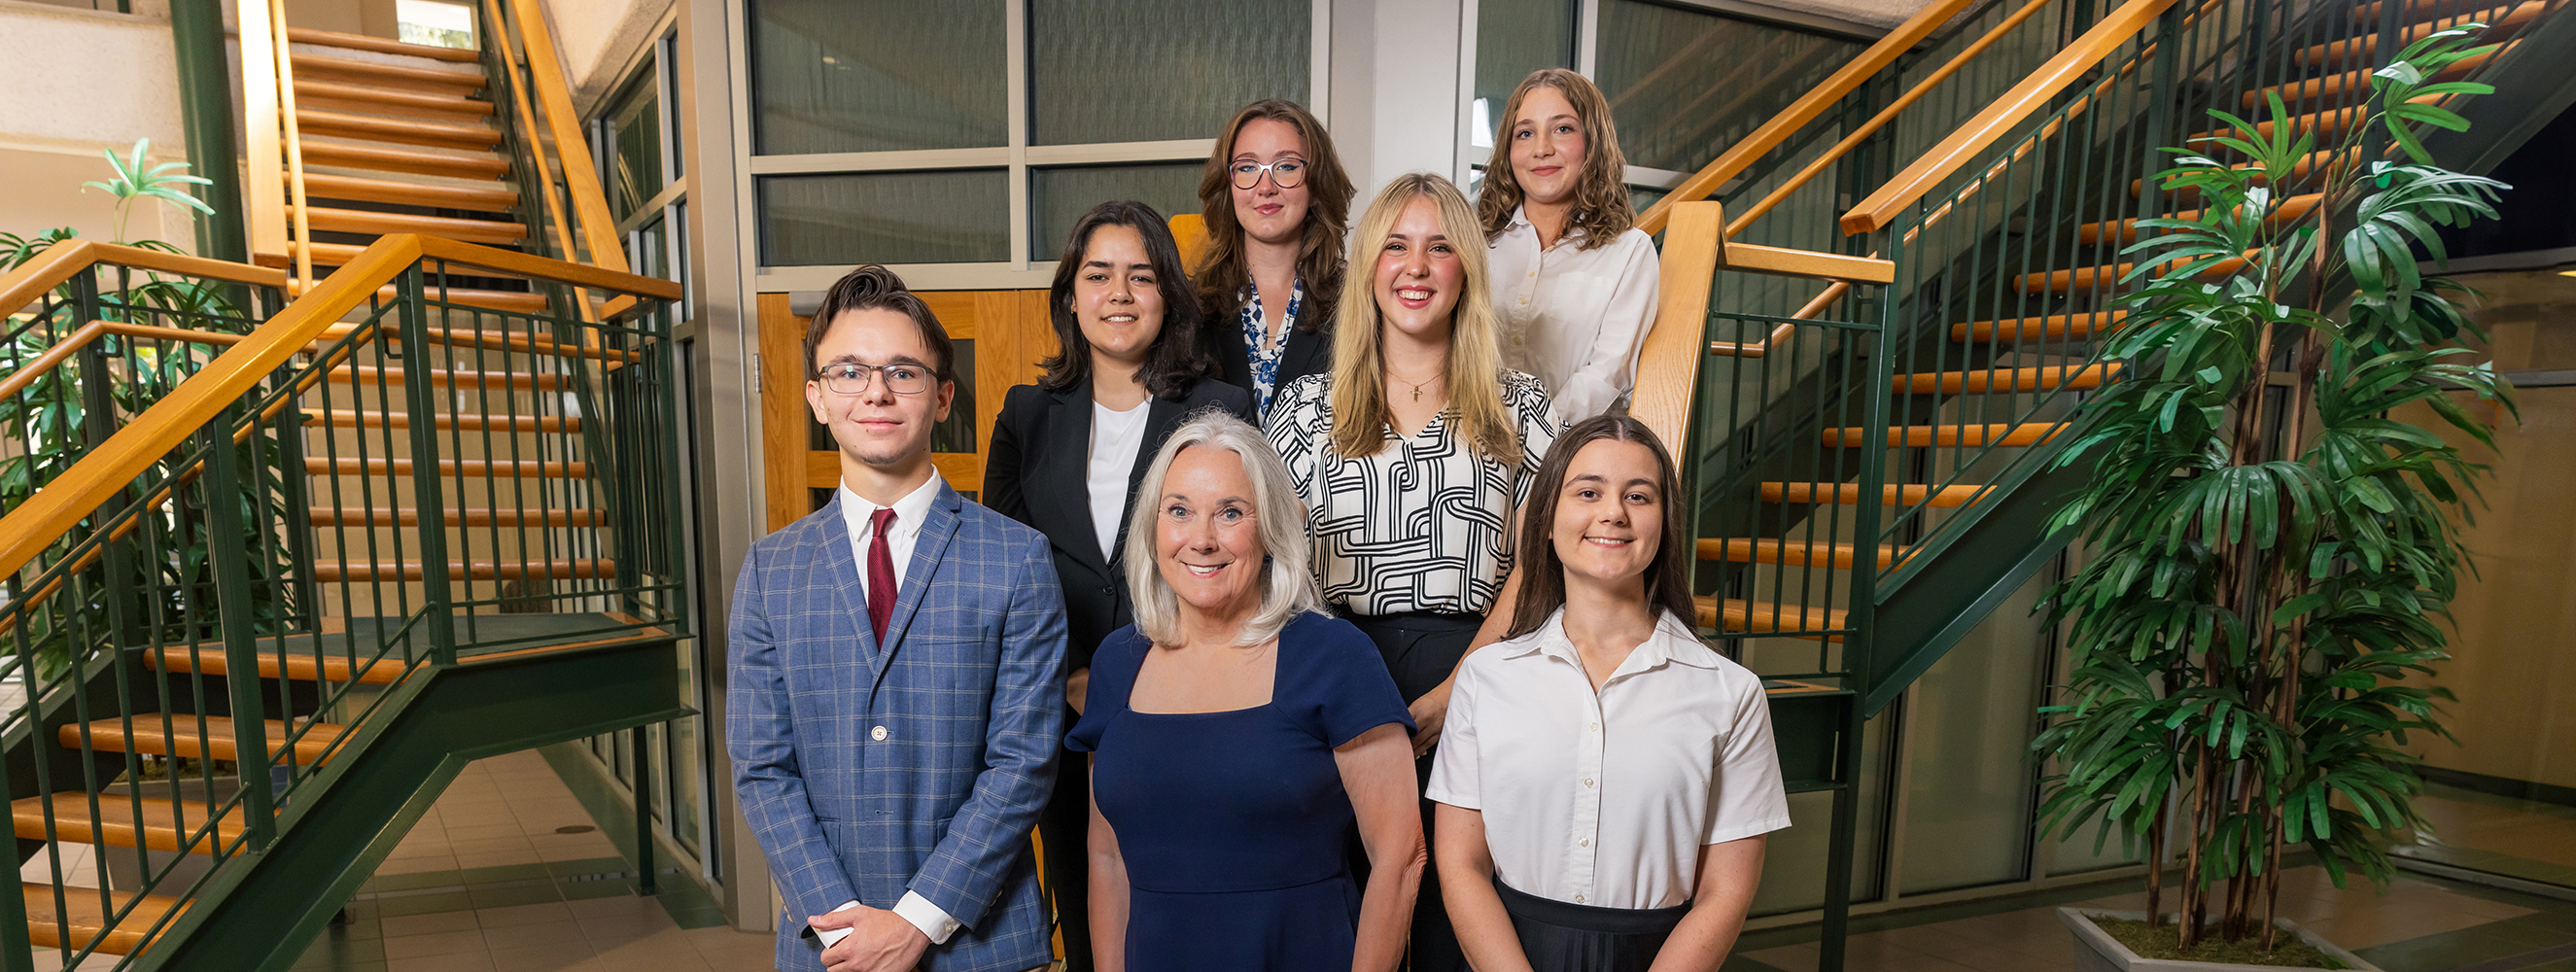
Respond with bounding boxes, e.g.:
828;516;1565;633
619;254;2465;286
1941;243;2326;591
816;362;933;395
1230;157;1307;191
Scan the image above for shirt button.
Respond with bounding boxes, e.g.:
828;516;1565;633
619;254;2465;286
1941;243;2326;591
1574;893;1586;903
1587;722;1600;732
1578;837;1590;848
1583;778;1594;787
871;726;888;742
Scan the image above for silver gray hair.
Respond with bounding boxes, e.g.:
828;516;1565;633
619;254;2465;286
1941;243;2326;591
1123;409;1325;646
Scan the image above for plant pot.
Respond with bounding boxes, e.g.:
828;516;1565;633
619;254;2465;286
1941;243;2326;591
2060;909;2383;972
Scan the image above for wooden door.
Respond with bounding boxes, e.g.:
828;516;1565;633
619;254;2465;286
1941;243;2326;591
757;291;1057;532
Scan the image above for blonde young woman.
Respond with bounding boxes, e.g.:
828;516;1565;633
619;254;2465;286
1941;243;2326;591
1478;68;1660;426
1265;172;1558;972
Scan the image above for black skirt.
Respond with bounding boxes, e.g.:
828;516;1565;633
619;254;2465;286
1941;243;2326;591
1494;878;1690;972
1337;607;1483;972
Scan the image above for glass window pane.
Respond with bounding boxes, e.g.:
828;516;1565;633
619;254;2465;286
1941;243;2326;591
933;339;977;454
397;0;476;50
607;74;663;224
631;214;669;281
758;170;1010;266
1472;0;1577;149
750;0;1006;155
1028;0;1309;146
1029;162;1205;261
1896;569;2048;894
1594;1;1861;173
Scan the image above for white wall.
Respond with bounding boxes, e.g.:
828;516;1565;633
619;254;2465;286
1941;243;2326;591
0;0;200;250
1332;0;1469;201
545;0;667;112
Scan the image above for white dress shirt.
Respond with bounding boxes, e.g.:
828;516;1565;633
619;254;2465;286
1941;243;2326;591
1087;399;1150;563
1487;206;1662;427
1427;608;1791;910
821;470;963;946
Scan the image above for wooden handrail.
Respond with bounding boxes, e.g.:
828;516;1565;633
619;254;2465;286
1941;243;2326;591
485;0;604;335
1843;0;2182;235
0;240;289;318
271;0;316;287
0;234;677;581
1635;0;1981;236
0;322;249;403
505;0;630;275
1630;202;1724;450
238;0;287;260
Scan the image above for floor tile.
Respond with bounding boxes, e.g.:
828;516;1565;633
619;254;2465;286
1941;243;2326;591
377;927;485;959
378;911;477;938
474;900;574;928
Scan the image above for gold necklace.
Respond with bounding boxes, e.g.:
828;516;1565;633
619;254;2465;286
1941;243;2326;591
1385;365;1445;402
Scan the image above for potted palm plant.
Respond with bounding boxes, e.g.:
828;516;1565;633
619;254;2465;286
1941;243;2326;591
2030;25;2515;968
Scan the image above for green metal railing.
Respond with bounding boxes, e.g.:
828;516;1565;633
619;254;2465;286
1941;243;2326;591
0;243;680;969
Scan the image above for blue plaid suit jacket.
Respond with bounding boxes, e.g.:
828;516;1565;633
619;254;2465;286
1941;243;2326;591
728;483;1067;972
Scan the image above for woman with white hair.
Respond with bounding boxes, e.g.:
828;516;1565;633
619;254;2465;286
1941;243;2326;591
1067;411;1425;972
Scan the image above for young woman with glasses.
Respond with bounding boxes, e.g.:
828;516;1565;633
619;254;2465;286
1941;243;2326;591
1193;99;1357;421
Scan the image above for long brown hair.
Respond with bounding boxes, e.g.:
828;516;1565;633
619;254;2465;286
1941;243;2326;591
1039;200;1215;399
1193;99;1355;331
1329;173;1517;463
1476;68;1636;251
1506;415;1695;640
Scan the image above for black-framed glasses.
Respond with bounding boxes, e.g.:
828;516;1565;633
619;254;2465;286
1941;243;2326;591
816;362;933;395
1230;158;1307;191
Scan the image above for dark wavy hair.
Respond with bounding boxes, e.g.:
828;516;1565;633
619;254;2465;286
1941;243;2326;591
1506;415;1696;640
1193;99;1355;334
801;264;956;383
1040;200;1216;399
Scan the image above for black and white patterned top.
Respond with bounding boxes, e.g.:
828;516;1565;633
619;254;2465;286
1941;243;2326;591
1264;370;1559;616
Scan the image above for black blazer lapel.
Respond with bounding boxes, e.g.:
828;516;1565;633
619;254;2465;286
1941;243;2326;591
1029;382;1109;577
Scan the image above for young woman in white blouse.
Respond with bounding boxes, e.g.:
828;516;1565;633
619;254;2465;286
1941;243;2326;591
1265;172;1557;972
1428;415;1789;971
1477;68;1661;427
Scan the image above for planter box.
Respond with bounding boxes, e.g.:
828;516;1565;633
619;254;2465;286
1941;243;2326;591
2061;909;2383;972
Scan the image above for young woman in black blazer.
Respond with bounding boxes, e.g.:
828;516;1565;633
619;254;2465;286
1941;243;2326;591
1192;98;1356;420
984;199;1253;970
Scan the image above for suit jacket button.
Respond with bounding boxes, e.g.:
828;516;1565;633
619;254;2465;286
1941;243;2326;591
871;726;888;742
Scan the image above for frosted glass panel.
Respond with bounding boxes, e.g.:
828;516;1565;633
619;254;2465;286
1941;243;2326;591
1473;0;1578;147
1594;0;1860;173
1895;568;2050;894
1750;708;1892;916
758;170;1010;266
750;0;1006;154
1029;163;1206;261
1028;0;1309;146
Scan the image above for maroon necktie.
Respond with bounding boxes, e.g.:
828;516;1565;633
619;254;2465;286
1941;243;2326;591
867;507;898;642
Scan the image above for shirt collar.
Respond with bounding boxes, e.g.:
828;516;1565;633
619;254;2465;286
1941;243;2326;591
1497;607;1728;674
838;469;945;539
1503;204;1589;247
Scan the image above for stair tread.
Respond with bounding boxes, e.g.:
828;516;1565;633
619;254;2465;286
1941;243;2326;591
296;109;504;150
146;645;404;685
326;364;565;390
303;456;591;478
306;506;604;527
298;172;518;212
1893;364;2119;395
315;322;635;363
2298;1;2543;65
1695;538;1900;570
20;882;185;955
12;792;244;855
1760;482;1988;508
1827;422;2068;448
309;559;618;582
305;409;583;434
1693;596;1849;642
2078;194;2323;245
291;52;487;91
299;140;509;179
295;79;492;118
2016;255;2248;295
287;26;482;62
2245;42;2510;107
294;205;527;245
63;716;347;764
1951;310;2128;343
277;272;549;314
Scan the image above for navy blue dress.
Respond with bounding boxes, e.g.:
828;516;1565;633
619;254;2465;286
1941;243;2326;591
1066;611;1413;971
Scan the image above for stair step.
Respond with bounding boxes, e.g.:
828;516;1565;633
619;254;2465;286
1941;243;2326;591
295;79;491;119
303;456;590;479
305;409;582;434
316;323;635;364
296;109;503;151
287;26;483;62
2132;147;2350;197
2015;255;2248;295
2298;1;2543;66
1893;364;2119;395
1951;310;2128;343
1693;597;1848;642
1826;422;2068;448
1760;482;1988;507
280;273;550;315
2078;193;2324;245
305;505;604;527
1695;538;1898;570
147;646;403;685
309;559;617;582
2245;41;2511;108
297;172;517;212
295;205;527;245
291;52;487;93
20;883;184;955
12;793;243;855
62;717;345;764
299;140;509;179
326;364;564;392
2200;94;2444;144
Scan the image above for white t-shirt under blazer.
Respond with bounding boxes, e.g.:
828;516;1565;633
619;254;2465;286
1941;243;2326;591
1427;607;1792;910
1486;205;1662;428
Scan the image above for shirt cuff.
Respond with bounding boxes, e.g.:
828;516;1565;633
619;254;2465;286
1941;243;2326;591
812;900;860;948
894;890;962;945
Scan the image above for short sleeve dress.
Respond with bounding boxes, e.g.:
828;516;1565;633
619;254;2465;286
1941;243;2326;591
1066;611;1414;971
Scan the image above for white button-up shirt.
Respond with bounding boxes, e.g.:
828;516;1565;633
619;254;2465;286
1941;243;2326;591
1487;206;1661;427
823;470;963;945
1427;608;1791;910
